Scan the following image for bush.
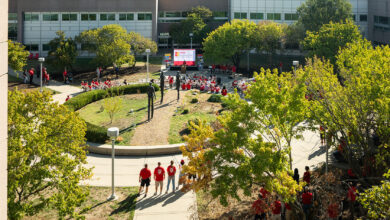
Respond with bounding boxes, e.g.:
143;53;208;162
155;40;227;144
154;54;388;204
85;122;109;143
190;98;199;103
65;83;159;111
207;94;223;103
182;109;189;114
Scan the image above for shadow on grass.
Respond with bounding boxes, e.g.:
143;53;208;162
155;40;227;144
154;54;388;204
79;200;110;215
109;194;138;216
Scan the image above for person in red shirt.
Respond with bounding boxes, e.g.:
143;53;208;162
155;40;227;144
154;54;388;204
302;187;313;220
303;166;311;184
271;199;282;220
222;86;228;96
65;95;70;102
63;68;67;83
29;68;35;84
166;160;176;193
43;70;50;85
154;162;165;195
347;182;357;218
252;194;267;220
232;66;236;73
186;83;191;90
139;164;152;197
284;203;292;220
328;202;340;220
169;76;174;89
181;82;186;90
259;187;269;199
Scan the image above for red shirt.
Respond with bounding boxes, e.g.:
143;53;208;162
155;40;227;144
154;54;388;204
63;70;67;76
186;83;191;90
232;66;236;73
140;168;151;180
167;165;176;176
328;203;339;218
222;89;228;96
181;83;186;90
302;192;313;205
169;77;174;84
272;201;282;214
29;69;34;76
44;72;49;80
303;171;311;184
252;199;267;214
260;188;269;199
348;186;356;202
154;166;165;181
285;203;291;210
65;96;70;102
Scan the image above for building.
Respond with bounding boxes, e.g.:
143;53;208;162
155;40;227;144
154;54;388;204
1;0;8;217
8;0;389;56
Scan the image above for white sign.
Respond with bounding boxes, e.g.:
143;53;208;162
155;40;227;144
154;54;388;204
174;49;196;66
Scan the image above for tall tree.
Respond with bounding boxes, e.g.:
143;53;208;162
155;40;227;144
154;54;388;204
189;6;213;22
170;11;210;46
127;32;157;69
203;19;257;68
8;40;29;72
47;31;78;71
303;20;361;65
255;21;286;64
285;22;305;50
77;24;135;68
8;90;92;219
304;40;390;179
297;0;352;32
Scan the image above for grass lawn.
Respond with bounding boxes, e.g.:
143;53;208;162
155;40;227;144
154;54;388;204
25;186;138;220
77;93;161;146
168;92;222;144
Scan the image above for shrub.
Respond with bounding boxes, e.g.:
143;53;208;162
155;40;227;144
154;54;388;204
85;121;109;143
182;109;189;114
190;98;199;103
207;94;223;103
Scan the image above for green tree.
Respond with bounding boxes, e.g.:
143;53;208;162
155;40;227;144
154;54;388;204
170;12;210;46
103;96;123;124
8;40;29;72
359;169;390;219
303;20;361;65
8;90;92;219
255;21;286;64
189;6;213;22
127;32;157;69
77;24;135;68
304;40;390;179
47;31;78;71
285;22;305;50
203;19;257;68
297;0;352;32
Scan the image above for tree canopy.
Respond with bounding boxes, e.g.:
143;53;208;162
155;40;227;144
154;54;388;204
303;20;361;65
255;21;286;64
203;19;257;67
127;32;157;69
77;24;135;68
8;40;29;72
47;31;78;71
297;0;352;32
8;90;92;219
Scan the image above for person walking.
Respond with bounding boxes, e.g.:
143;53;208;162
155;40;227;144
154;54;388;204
176;160;186;190
176;71;181;101
139;164;152;198
23;69;28;84
63;68;67;83
166;160;176;193
303;166;311;184
252;193;267;220
154;162;165;195
302;187;313;220
293;168;299;184
271;198;282;220
96;67;101;81
28;67;35;84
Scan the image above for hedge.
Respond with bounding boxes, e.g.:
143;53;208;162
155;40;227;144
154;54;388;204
65;83;160;143
207;94;223;103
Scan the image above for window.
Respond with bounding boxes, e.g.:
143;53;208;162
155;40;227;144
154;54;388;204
352;14;356;21
234;12;247;19
100;13;115;21
62;13;77;21
43;14;58;21
42;44;51;51
81;14;96;21
138;13;152;20
267;13;281;20
24;13;39;21
9;13;17;21
360;14;367;22
285;13;298;21
165;12;181;18
25;44;39;51
213;11;228;17
250;13;263;20
8;23;17;40
119;13;134;21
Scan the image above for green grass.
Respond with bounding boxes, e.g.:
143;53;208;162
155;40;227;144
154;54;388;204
135;56;163;65
77;93;160;145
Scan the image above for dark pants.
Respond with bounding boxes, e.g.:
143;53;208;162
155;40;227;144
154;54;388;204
303;204;312;220
29;75;33;84
148;97;154;121
254;213;266;220
177;89;180;100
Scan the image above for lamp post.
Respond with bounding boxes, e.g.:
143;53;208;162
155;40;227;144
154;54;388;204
292;60;299;74
107;127;119;201
189;33;193;49
146;49;151;82
38;57;45;92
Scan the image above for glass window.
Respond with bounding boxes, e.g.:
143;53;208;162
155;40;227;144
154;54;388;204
8;23;17;40
62;14;77;21
100;13;115;21
159;12;164;18
234;12;247;19
213;11;228;17
360;15;367;22
285;13;298;21
43;14;58;21
81;13;96;21
267;13;281;20
352;14;356;21
42;44;51;51
24;13;39;21
250;13;263;20
9;13;17;21
379;16;389;25
119;13;134;21
165;12;181;18
26;44;39;51
138;13;152;20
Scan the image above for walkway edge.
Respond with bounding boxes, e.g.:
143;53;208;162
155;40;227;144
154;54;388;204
87;142;184;156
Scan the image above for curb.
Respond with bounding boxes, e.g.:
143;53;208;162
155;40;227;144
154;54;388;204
87;142;184;156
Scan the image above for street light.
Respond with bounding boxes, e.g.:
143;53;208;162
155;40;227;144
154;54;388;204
292;60;299;74
38;57;45;92
145;49;151;82
107;127;119;201
189;33;193;49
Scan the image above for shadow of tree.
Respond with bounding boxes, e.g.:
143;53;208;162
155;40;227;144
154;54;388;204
79;200;110;215
109;194;138;216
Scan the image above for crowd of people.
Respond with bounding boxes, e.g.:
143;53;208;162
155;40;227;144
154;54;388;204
210;64;237;75
22;66;50;85
80;79;124;91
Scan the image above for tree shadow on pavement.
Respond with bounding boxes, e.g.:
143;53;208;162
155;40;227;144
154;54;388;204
308;145;326;160
109;193;138;216
136;191;188;210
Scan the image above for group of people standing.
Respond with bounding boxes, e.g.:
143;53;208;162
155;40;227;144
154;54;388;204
23;66;50;85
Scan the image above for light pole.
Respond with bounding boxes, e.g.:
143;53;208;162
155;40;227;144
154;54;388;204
292;60;299;74
189;33;193;49
38;57;45;92
146;49;151;82
107;127;119;201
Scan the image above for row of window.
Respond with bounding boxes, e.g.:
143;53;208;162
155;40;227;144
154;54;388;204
24;43;107;52
235;12;368;22
158;11;228;18
23;13;152;22
374;15;390;31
